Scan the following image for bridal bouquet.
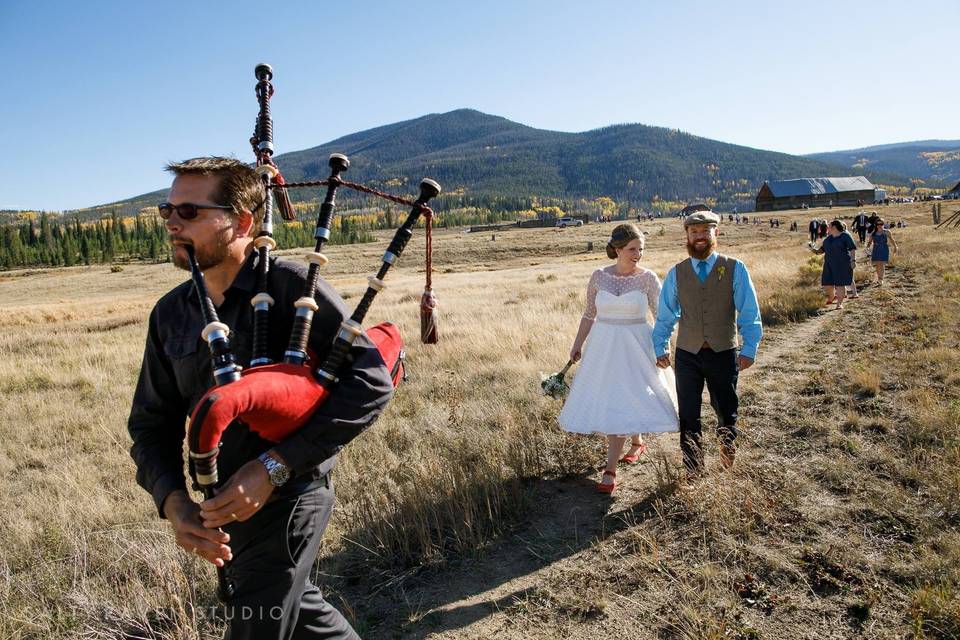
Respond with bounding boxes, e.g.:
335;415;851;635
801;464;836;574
540;360;574;398
807;241;819;252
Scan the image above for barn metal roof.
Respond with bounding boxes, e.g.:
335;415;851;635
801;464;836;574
763;176;875;197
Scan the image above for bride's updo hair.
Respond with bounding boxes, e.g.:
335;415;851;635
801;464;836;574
606;223;643;259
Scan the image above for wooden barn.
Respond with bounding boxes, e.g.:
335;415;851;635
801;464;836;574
755;176;876;211
947;180;960;199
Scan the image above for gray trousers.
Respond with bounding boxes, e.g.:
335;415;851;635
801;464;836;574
220;481;359;640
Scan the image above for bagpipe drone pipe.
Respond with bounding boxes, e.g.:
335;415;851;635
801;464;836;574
187;174;439;485
182;64;440;597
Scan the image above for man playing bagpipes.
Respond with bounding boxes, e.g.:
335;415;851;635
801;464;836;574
127;157;392;639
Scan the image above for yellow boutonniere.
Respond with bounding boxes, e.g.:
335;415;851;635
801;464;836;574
718;265;726;281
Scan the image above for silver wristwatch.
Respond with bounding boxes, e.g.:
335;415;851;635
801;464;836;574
258;452;291;487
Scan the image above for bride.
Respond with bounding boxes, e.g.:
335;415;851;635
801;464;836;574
559;224;679;493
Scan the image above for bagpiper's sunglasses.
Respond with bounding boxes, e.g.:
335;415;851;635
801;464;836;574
157;202;234;221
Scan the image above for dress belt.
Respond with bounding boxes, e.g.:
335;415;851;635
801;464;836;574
596;317;646;325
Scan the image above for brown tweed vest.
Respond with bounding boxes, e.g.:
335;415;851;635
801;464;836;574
676;254;738;354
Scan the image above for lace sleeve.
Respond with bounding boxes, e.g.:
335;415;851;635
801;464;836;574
642;269;662;319
582;270;600;320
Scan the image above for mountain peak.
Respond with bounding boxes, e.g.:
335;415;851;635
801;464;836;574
73;112;930;217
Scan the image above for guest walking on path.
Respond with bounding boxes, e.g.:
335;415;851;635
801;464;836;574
865;218;899;286
818;219;828;239
811;219;857;310
843;226;861;300
852;211;869;244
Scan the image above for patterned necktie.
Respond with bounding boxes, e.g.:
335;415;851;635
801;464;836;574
696;261;709;283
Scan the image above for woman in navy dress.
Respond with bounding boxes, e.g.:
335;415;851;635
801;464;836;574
812;219;857;309
865;217;899;286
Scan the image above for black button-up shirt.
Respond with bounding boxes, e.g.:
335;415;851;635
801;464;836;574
128;251;393;516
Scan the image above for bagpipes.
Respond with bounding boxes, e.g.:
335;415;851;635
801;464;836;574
184;63;440;599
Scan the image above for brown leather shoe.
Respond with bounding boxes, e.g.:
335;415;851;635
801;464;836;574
719;445;736;469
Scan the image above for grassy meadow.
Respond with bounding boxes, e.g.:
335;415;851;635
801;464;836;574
1;203;958;638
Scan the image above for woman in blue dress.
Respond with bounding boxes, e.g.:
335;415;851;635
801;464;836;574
865;218;900;286
812;219;857;309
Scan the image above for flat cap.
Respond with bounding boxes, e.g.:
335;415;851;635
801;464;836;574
683;210;721;227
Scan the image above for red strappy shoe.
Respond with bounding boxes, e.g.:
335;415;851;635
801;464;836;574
620;442;647;464
597;470;616;494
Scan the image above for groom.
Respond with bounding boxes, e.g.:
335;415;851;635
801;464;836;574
652;211;763;474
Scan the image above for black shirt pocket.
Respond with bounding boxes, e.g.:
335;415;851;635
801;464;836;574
163;336;205;400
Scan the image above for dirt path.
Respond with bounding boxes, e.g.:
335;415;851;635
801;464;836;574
328;264;901;639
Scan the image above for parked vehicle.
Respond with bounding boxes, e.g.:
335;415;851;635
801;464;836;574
556;217;583;228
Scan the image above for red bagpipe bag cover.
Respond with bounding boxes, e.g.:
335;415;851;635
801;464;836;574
190;322;403;453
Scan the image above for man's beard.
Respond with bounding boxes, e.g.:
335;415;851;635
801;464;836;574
170;235;231;271
686;237;717;260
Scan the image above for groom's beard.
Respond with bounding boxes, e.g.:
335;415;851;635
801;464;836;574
686;237;716;260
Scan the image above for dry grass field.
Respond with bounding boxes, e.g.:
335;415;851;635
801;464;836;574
1;203;958;639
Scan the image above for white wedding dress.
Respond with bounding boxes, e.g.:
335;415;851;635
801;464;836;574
559;267;679;436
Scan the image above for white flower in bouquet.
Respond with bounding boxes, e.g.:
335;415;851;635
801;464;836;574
540;360;574;399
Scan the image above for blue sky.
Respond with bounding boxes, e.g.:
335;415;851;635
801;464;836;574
1;0;957;211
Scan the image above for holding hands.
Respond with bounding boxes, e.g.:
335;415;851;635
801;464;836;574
657;351;753;370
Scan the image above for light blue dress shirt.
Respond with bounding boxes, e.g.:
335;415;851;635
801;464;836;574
652;252;763;360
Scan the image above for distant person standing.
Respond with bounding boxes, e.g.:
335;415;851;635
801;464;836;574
811;219;857;310
808;218;819;243
818;219;828;239
867;211;880;234
852;211;869;243
866;218;900;286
